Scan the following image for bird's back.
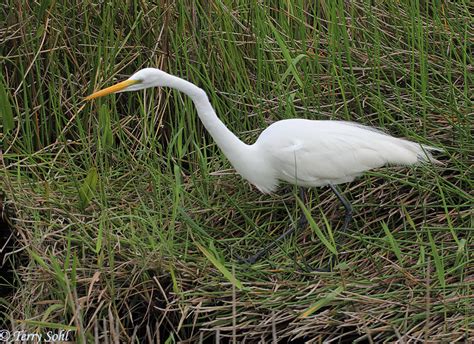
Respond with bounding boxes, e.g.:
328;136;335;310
252;119;439;192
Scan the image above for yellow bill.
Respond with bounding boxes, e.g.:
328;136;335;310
85;79;139;100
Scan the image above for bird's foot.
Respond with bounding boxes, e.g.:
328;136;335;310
235;253;262;265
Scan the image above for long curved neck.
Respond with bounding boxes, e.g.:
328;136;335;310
167;75;252;166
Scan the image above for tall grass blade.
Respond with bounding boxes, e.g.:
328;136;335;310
78;167;99;210
299;286;344;318
427;229;446;288
0;75;14;134
296;197;337;255
195;242;244;291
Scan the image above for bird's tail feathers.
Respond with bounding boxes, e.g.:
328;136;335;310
417;144;444;165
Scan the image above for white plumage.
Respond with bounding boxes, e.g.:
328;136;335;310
250;119;439;193
86;68;440;194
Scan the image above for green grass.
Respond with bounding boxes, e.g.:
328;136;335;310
1;0;472;342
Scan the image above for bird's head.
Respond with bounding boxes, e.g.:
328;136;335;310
85;68;173;100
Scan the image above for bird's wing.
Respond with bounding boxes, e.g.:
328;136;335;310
257;120;415;186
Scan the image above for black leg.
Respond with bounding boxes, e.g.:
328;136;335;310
238;185;353;266
328;184;352;232
238;188;307;264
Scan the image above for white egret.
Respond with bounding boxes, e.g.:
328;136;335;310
86;68;441;264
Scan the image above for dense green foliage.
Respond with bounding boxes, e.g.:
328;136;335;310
1;1;472;342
